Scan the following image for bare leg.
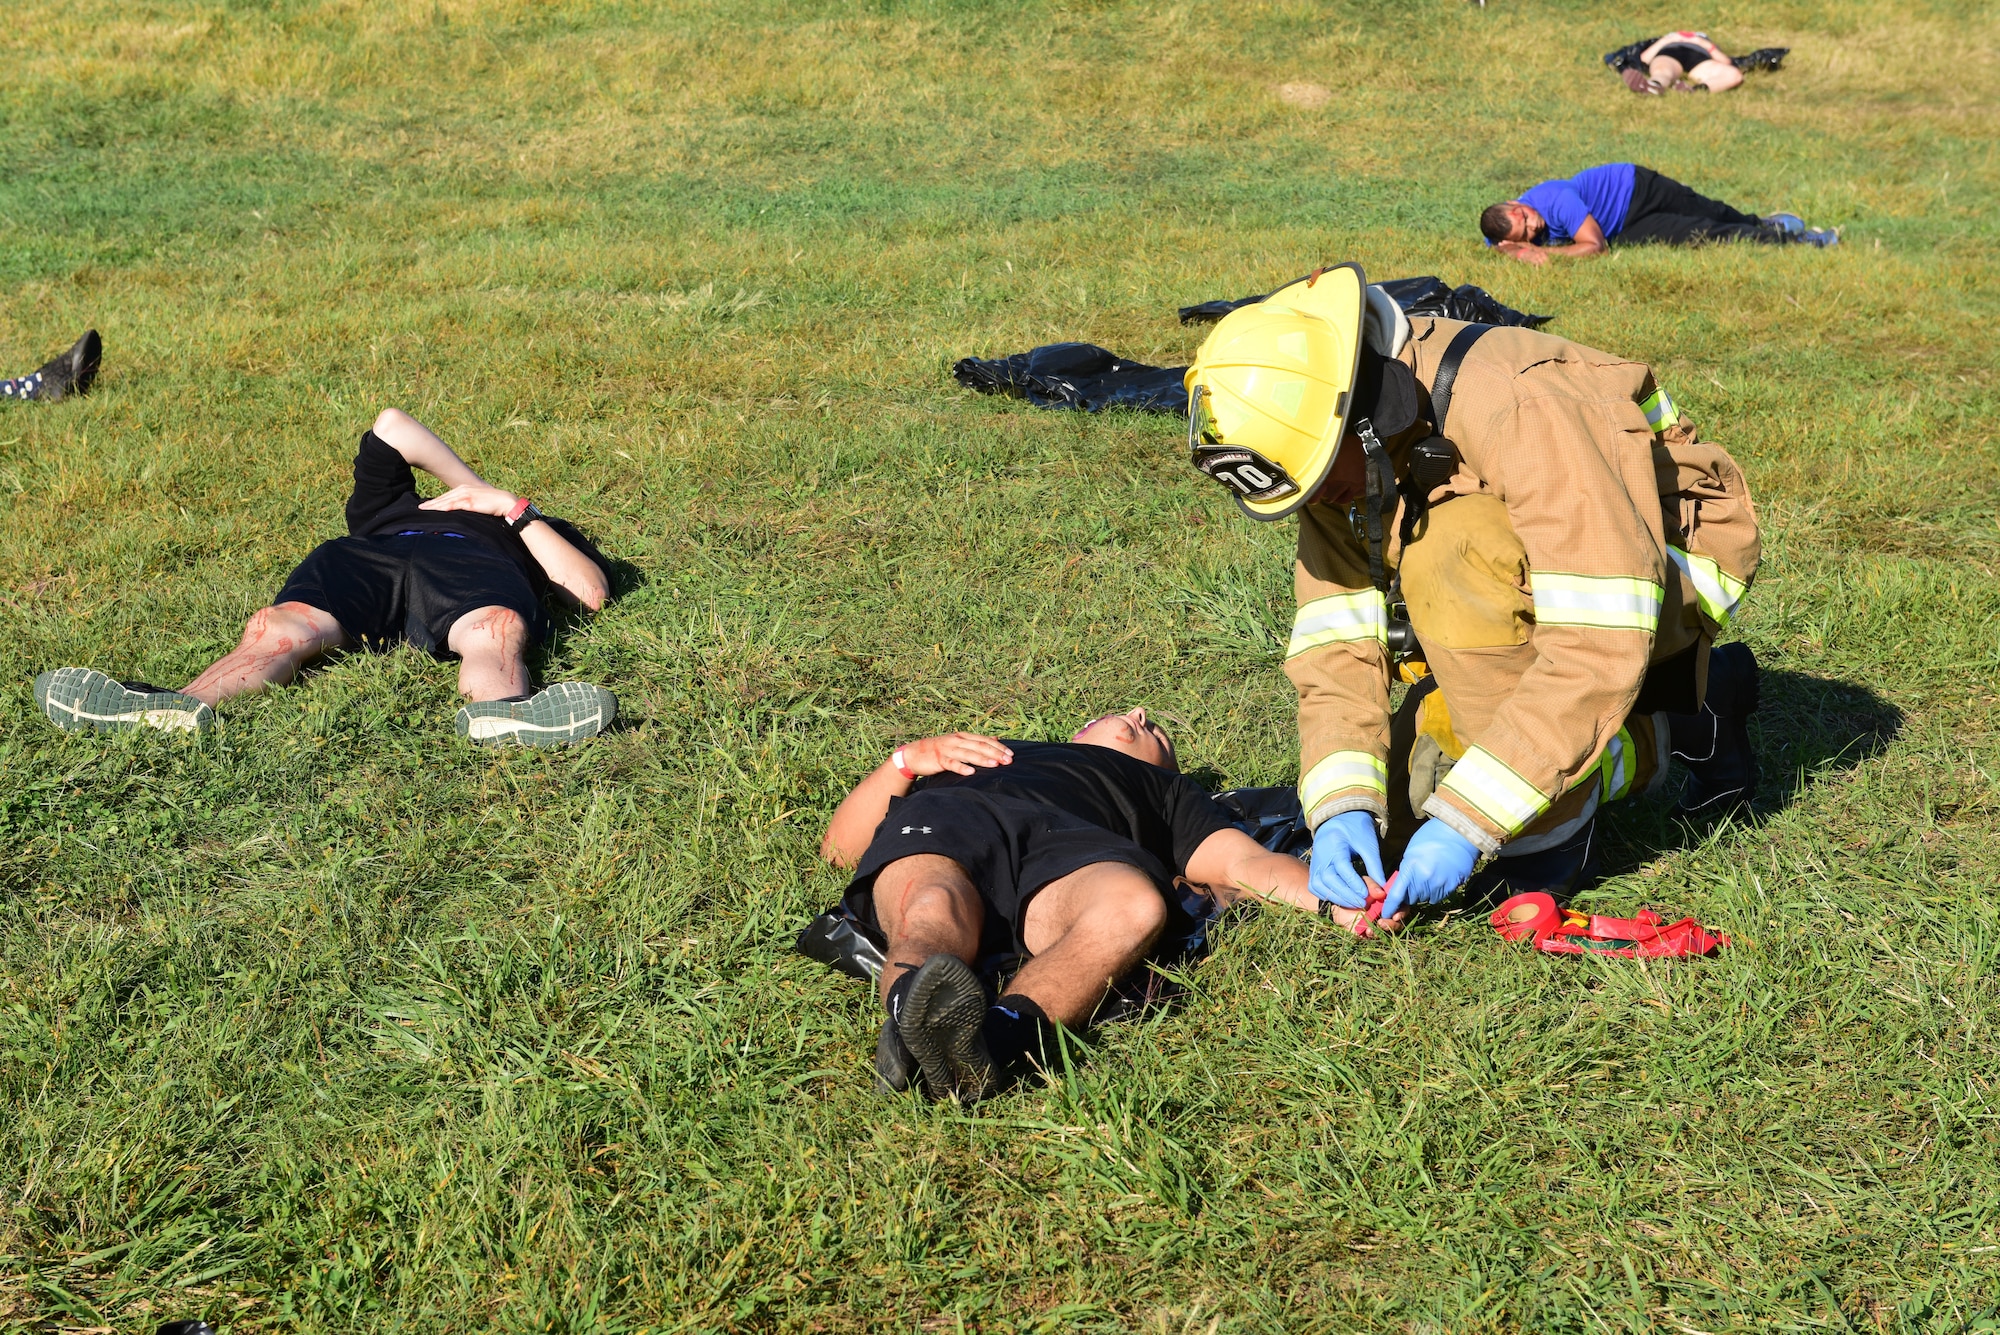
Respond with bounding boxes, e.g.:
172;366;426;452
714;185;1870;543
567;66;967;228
183;601;348;706
872;853;984;1007
1646;54;1686;88
1687;58;1743;92
445;605;532;701
1010;861;1168;1027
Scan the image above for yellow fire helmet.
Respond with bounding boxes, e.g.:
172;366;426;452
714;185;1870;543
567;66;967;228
1183;261;1366;521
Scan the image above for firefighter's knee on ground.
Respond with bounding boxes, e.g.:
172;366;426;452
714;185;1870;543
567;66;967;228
1400;494;1534;651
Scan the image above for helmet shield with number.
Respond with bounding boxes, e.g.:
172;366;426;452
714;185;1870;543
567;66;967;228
1183;262;1366;522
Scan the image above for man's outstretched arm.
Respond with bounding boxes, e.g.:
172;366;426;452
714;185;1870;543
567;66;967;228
820;732;1014;868
1183;826;1407;935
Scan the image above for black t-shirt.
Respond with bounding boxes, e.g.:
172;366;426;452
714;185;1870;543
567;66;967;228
342;430;609;600
915;740;1239;877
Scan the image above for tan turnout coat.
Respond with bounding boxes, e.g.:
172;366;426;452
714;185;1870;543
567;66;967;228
1287;317;1761;851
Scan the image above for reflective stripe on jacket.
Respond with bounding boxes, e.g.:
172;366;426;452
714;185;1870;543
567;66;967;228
1290;317;1760;849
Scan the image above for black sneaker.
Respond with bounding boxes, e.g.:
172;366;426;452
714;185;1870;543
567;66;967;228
874;1018;917;1095
1672;643;1760;819
29;330;101;402
895;956;998;1104
455;682;616;747
34;667;213;734
1466;816;1599;902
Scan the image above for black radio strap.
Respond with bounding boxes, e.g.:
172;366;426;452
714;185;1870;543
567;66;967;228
1350;324;1495;595
1425;322;1493;436
1355;419;1397;593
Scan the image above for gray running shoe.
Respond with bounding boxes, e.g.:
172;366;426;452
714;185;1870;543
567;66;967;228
34;667;213;734
1803;228;1840;248
1761;212;1805;237
455;681;617;747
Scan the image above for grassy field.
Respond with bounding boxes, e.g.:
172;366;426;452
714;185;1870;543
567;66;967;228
2;0;1997;1329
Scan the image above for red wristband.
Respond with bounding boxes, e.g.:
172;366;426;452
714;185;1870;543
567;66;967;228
504;496;533;524
891;748;918;781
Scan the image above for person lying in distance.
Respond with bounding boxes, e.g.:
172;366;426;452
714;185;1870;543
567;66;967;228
36;409;618;746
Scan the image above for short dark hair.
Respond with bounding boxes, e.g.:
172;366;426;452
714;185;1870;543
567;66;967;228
1479;203;1516;242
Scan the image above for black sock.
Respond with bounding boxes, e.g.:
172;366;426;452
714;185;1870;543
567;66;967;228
982;995;1061;1071
884;965;921;1022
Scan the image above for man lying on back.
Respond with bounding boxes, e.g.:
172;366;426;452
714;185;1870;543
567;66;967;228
820;709;1405;1103
36;409;618;746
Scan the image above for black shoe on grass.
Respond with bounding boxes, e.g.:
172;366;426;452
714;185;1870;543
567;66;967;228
896;955;999;1104
874;1017;917;1095
1672;643;1761;820
29;330;101;402
34;667;212;735
1465;815;1599;903
455;681;617;747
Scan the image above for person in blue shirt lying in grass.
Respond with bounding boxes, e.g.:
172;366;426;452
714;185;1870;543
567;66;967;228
34;409;618;747
1480;163;1838;264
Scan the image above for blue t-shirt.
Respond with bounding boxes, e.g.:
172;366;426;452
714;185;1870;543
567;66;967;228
1516;163;1637;244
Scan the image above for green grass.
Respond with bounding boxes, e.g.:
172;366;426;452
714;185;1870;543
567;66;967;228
2;0;1997;1329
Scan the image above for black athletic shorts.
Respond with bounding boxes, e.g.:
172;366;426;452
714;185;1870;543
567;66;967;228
843;788;1175;974
274;532;549;656
1654;42;1715;70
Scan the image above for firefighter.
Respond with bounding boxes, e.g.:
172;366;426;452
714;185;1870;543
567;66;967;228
1183;264;1762;922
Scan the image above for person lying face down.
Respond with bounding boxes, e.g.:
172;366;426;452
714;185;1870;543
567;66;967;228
819;708;1406;1103
34;408;618;747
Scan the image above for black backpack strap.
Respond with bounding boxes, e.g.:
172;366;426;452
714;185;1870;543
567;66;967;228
1354;419;1398;593
1426;322;1493;437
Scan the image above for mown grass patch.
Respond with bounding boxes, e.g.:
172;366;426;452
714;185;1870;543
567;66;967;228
1;0;1996;1330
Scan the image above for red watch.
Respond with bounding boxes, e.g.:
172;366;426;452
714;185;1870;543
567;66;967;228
505;498;543;531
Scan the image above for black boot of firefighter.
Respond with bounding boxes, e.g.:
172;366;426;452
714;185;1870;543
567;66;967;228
1464;815;1599;903
1668;642;1761;820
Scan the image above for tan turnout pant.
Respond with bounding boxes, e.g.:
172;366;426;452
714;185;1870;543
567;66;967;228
1386;494;1706;854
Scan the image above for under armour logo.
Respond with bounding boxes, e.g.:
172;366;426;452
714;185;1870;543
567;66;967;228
899;826;933;834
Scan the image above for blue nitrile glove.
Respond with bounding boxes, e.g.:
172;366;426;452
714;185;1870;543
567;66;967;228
1309;810;1387;909
1381;818;1480;919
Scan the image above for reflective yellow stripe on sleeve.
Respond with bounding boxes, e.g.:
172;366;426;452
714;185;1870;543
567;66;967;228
1531;572;1664;632
1596;726;1637;803
1435;745;1548;838
1287;589;1388;658
1300;750;1388;816
1667;546;1748;628
1640;387;1679;432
